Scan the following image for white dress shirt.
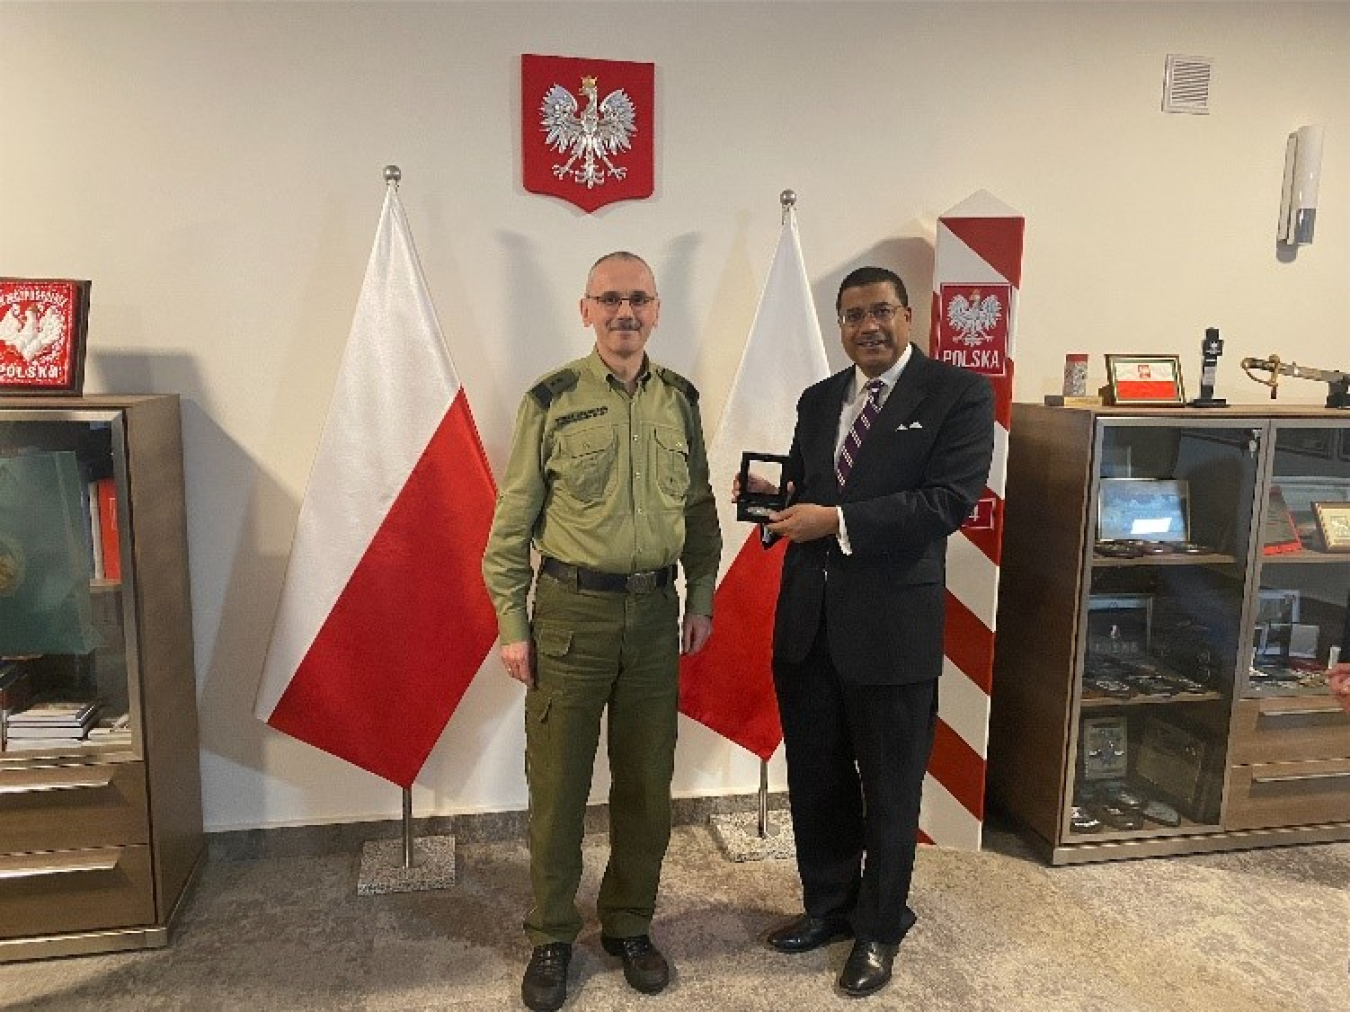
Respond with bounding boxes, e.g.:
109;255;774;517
835;344;913;554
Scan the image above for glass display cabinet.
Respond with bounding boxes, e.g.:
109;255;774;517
990;404;1350;864
0;396;202;960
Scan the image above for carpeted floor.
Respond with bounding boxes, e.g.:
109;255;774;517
2;822;1347;1011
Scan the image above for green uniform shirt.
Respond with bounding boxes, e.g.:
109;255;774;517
483;349;722;645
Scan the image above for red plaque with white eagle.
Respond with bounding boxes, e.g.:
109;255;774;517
934;283;1011;378
0;279;91;395
521;54;655;213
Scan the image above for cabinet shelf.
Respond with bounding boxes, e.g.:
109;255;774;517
1092;552;1237;567
1081;691;1226;709
1258;549;1349;565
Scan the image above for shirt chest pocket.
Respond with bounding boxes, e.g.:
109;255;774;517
653;424;690;503
557;424;617;503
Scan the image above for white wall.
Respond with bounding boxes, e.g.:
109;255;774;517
2;2;1347;832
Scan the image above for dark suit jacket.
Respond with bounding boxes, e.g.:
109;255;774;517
772;345;995;684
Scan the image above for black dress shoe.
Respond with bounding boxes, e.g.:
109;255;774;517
521;942;571;1011
601;934;670;994
838;939;898;997
767;913;853;953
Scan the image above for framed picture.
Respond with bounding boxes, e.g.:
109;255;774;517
1097;477;1190;542
1312;501;1350;552
1256;587;1300;625
1276;427;1335;459
1134;716;1213;818
1080;715;1129;781
1104;354;1186;406
1086;593;1153;658
0;279;91;396
1261;484;1303;555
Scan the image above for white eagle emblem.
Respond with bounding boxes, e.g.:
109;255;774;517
0;303;65;362
946;290;1002;346
540;75;637;190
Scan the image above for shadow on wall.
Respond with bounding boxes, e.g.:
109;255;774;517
85;348;290;788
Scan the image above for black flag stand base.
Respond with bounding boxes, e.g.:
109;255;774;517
357;787;457;895
709;759;796;862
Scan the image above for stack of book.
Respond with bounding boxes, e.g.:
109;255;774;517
0;662;33;749
0;661;31;713
88;712;133;747
4;697;100;751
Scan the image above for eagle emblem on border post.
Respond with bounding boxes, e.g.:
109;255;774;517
521;54;654;213
934;283;1012;377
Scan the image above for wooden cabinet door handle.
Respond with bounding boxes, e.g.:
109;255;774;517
0;770;117;795
1258;707;1345;719
0;849;122;881
1251;770;1350;785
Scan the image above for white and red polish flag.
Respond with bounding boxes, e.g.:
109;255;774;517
678;208;830;760
254;183;498;789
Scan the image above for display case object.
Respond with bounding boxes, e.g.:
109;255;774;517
0;395;203;960
990;404;1350;864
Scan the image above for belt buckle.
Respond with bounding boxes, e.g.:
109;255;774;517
626;570;658;593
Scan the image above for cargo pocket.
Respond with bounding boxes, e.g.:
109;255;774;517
523;685;553;795
524;685;554;733
534;624;573;661
654;424;690;505
558;425;616;503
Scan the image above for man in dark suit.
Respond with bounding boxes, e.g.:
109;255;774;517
753;266;994;998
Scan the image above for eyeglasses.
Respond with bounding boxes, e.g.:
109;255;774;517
586;292;658;310
840;303;906;327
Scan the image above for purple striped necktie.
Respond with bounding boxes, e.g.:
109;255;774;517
836;378;886;487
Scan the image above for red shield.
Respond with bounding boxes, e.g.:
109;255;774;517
934;283;1011;377
521;54;654;213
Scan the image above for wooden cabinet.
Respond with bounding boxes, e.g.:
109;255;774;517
0;396;202;960
989;404;1350;864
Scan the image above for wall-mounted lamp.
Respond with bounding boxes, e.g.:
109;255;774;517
1278;124;1324;246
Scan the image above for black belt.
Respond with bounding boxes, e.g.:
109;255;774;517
540;557;675;594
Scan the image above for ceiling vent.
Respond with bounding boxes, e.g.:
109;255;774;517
1162;55;1213;114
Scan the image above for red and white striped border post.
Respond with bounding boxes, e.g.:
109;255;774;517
923;191;1024;850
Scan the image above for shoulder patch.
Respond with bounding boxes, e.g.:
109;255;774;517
656;366;699;402
530;368;579;408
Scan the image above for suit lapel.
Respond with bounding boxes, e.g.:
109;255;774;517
807;370;852;495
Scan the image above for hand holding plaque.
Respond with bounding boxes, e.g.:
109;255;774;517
735;452;791;522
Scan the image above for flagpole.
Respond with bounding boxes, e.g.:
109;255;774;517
346;163;472;894
758;759;771;837
386;163;419;873
752;188;798;842
700;184;823;863
402;787;415;867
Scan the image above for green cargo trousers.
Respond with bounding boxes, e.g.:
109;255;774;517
523;569;681;946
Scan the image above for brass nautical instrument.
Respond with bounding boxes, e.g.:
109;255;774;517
1240;355;1350;408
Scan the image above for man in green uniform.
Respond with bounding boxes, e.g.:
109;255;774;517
482;251;721;1012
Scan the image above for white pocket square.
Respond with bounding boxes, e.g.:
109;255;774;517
896;420;923;431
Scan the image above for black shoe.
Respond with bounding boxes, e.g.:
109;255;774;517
838;939;898;998
521;942;571;1011
600;933;670;994
766;913;853;953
